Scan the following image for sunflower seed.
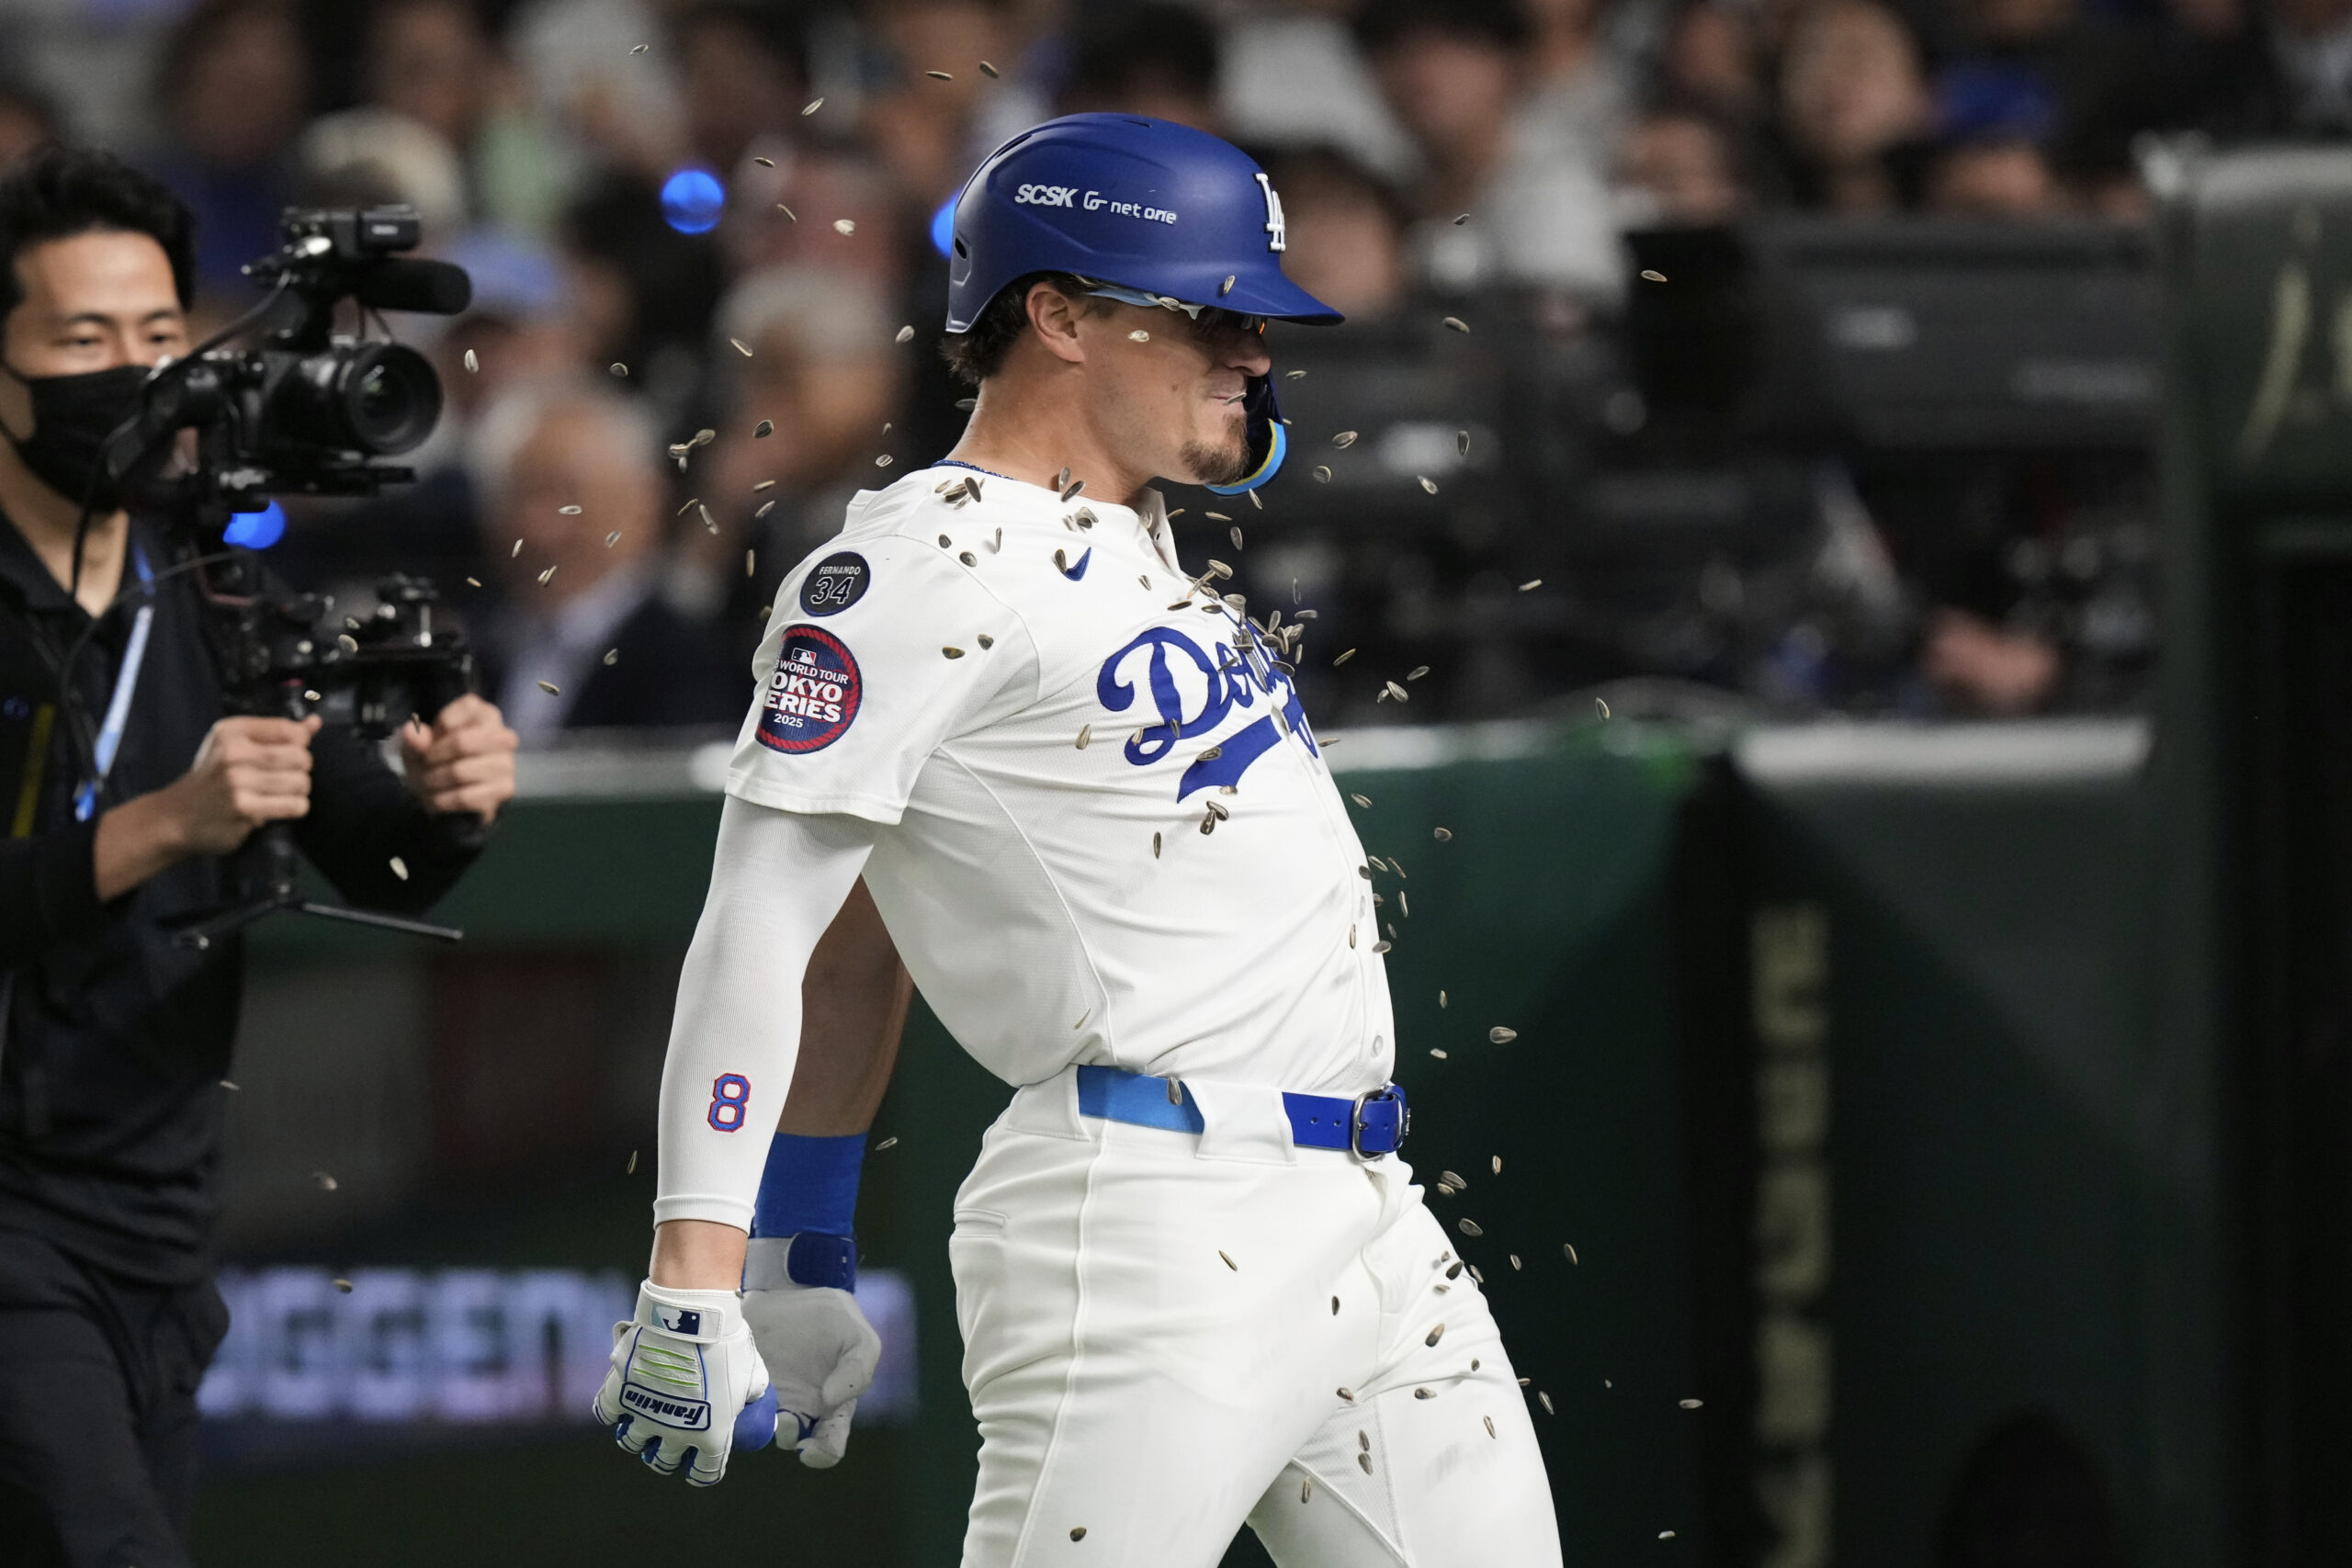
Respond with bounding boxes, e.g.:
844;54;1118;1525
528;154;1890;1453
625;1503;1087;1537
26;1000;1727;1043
1434;827;1453;841
1485;1416;1497;1438
313;1170;338;1190
1458;1219;1482;1237
1642;269;1668;283
1331;1296;1340;1314
389;855;409;881
1074;1009;1090;1030
803;99;825;114
1564;1243;1578;1264
1206;558;1233;578
1312;464;1332;483
1457;430;1470;457
1680;1397;1703;1408
1414;1387;1434;1400
1539;1392;1555;1415
1439;989;1448;1007
1350;793;1371;808
1442;1170;1466;1189
775;202;796;220
1338;1387;1354;1401
1520;579;1543;591
978;59;1000;76
1407;666;1430;681
1430;1048;1448;1058
1069;1527;1086;1541
1425;1322;1446;1346
1230;527;1245;549
627;1149;638;1173
1349;925;1357;947
1220;274;1236;295
1204;512;1230;524
943;646;965;659
332;1277;354;1292
1062;479;1085;501
1055;466;1071;493
1332;648;1355;666
833;219;855;235
1247;489;1261;509
1660;1530;1678;1540
1152;832;1162;858
895;324;915;344
1488;1026;1517;1043
978;633;995;649
1453;212;1470;225
1128;329;1150;342
752;155;775;168
1302;1480;1314;1503
1219;1250;1237;1270
1385;681;1408;701
630;42;649;52
729;337;753;357
1418;475;1438;494
604;649;618;665
537;680;560;695
1332;431;1357;448
462;348;479;373
1358;1452;1374;1474
511;538;523;557
609;361;628;378
956;397;977;410
1443;316;1469;333
1198;744;1223;761
926;68;953;79
1510;1254;1522;1269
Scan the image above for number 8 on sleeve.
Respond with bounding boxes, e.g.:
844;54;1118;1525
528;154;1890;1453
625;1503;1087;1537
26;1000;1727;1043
707;1074;752;1132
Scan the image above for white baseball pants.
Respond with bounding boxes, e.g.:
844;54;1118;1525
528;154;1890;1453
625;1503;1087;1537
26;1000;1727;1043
949;1068;1565;1567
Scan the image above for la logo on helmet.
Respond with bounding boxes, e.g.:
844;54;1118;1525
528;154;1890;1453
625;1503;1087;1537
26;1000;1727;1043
1253;173;1286;253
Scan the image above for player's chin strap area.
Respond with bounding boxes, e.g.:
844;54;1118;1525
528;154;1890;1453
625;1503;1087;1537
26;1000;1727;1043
1204;375;1287;497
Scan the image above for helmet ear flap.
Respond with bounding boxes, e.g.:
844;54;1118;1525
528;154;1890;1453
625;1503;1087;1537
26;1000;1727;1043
1204;375;1285;495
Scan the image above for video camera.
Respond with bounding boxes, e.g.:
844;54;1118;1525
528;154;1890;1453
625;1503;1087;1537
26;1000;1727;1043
91;207;482;947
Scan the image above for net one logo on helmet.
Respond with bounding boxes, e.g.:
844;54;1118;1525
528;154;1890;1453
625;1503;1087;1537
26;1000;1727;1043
756;626;862;753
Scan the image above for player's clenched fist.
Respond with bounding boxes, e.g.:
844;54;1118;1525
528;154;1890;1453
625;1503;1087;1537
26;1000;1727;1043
164;714;322;855
594;1281;778;1485
741;1234;883;1468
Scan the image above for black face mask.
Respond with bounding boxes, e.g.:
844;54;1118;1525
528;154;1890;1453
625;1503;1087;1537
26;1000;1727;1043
0;361;149;514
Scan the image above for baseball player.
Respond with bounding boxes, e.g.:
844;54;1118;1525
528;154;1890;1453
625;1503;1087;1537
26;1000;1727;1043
594;114;1565;1566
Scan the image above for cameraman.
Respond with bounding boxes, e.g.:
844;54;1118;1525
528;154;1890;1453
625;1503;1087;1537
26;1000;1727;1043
0;146;517;1567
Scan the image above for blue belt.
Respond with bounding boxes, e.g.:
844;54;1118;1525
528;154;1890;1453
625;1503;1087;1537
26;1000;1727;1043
1074;1066;1409;1158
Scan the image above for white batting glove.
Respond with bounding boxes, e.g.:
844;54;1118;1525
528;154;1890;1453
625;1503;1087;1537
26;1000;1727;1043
594;1281;775;1485
741;1234;882;1468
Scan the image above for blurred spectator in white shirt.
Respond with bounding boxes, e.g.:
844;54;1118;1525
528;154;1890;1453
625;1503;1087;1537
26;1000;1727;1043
1356;0;1623;300
1218;0;1420;184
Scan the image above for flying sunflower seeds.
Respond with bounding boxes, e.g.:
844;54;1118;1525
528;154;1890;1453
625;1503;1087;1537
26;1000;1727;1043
1641;269;1668;283
1152;831;1162;858
389;855;409;881
1333;648;1356;665
1679;1398;1703;1409
511;538;523;557
978;633;994;649
1414;1387;1435;1400
752;418;775;439
833;219;855;235
926;68;954;79
1484;1416;1497;1438
627;1149;638;1173
1538;1392;1555;1415
1520;579;1543;591
1069;1528;1087;1541
1430;1048;1448;1058
1303;1480;1313;1503
876;454;893;467
558;503;582;515
1358;1452;1374;1474
943;646;965;659
1312;465;1332;482
1489;1026;1517;1043
801;97;823;115
630;42;649;52
1384;681;1408;702
1220;274;1236;295
1597;697;1611;718
1350;793;1371;807
537;680;560;695
604;649;618;665
775;202;796;220
753;155;775;167
313;1170;338;1190
1425;1322;1446;1346
605;531;621;547
334;1278;354;1292
1407;666;1430;681
1442;316;1470;333
1128;329;1150;343
729;337;752;357
462;348;479;373
1219;1250;1237;1270
1453;212;1470;225
1230;527;1244;549
1433;827;1453;841
1439;989;1448;1007
875;1136;899;1152
1457;430;1470;457
745;549;756;577
978;59;1000;77
1564;1243;1578;1264
1510;1254;1522;1269
1332;430;1357;448
1458;1219;1483;1236
1418;476;1438;494
895;324;915;344
1061;479;1085;501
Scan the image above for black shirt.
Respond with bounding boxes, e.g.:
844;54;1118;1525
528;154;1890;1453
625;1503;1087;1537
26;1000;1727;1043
0;513;485;1284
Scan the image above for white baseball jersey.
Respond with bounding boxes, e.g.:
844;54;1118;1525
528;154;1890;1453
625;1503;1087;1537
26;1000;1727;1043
727;465;1395;1096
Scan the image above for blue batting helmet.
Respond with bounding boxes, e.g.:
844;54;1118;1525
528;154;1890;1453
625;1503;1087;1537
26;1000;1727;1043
943;114;1340;493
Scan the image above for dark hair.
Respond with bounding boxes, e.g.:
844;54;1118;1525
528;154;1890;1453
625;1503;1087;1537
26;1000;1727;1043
1354;0;1531;55
0;143;196;327
939;273;1111;387
1065;3;1220;106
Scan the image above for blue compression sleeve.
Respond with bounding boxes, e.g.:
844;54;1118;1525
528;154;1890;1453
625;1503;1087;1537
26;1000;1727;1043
752;1133;865;1237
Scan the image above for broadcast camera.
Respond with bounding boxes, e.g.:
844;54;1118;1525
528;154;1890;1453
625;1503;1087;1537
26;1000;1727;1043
94;207;482;947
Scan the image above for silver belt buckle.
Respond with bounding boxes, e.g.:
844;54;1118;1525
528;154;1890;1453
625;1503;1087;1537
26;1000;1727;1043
1350;1087;1404;1161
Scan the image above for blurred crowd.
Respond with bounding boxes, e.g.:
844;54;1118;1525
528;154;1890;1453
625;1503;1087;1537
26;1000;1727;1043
2;0;2344;731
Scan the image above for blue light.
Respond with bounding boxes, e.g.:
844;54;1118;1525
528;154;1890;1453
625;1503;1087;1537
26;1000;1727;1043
930;196;956;258
223;500;286;549
661;167;726;234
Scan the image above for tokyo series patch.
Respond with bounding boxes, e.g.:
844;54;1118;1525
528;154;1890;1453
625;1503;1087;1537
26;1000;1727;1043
799;551;871;616
756;626;862;753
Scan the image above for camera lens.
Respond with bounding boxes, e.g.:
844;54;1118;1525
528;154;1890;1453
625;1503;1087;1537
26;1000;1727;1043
270;342;442;457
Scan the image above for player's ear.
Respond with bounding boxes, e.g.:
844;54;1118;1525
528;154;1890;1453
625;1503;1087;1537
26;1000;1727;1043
1023;280;1090;367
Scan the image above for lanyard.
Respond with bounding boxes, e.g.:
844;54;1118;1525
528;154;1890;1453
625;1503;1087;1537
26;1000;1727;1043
72;543;153;822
